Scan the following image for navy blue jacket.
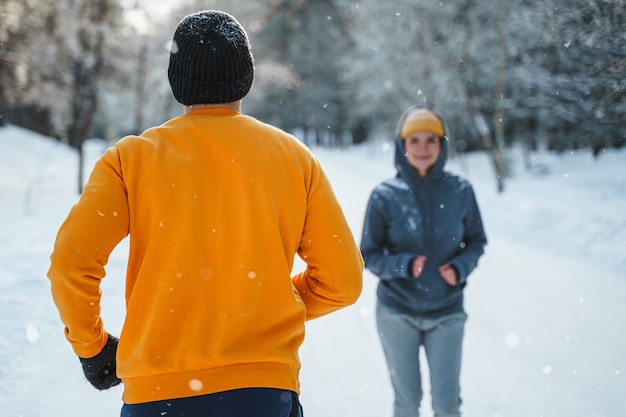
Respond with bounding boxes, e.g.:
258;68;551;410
361;121;487;317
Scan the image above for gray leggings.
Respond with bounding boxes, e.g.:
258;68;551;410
376;302;467;417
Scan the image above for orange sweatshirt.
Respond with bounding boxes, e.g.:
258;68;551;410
48;108;363;404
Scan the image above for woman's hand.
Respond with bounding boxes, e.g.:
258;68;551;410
438;263;458;286
411;255;427;278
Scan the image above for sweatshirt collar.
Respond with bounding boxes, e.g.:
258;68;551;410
185;107;240;117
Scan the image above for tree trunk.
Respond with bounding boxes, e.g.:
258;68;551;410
78;143;84;195
493;0;506;192
66;31;105;194
460;0;506;193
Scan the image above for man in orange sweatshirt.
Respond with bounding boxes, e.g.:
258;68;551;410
47;10;363;417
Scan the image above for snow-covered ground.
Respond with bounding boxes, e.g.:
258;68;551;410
1;124;624;416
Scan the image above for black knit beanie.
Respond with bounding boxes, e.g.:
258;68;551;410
168;10;254;105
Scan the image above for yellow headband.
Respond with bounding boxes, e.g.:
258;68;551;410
400;109;445;139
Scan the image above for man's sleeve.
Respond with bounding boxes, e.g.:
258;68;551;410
47;146;130;358
291;159;363;320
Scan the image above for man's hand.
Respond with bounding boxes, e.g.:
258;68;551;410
79;334;122;390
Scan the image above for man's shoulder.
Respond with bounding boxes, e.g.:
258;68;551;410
242;115;303;141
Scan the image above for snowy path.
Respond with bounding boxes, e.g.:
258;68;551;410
1;126;625;417
303;146;626;417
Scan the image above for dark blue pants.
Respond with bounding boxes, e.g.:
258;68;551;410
121;388;303;417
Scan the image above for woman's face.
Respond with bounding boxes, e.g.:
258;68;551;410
404;131;441;179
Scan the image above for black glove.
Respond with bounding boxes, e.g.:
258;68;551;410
79;334;122;390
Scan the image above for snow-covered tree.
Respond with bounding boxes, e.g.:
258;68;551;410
1;0;125;147
0;0;57;132
245;0;354;146
344;0;500;144
3;0;624;163
507;0;626;154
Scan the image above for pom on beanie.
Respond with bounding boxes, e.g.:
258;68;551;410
400;109;445;139
168;10;254;105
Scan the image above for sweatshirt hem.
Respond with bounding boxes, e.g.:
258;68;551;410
121;362;300;404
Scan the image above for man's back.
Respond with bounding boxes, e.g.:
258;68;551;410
49;107;363;404
47;10;363;415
